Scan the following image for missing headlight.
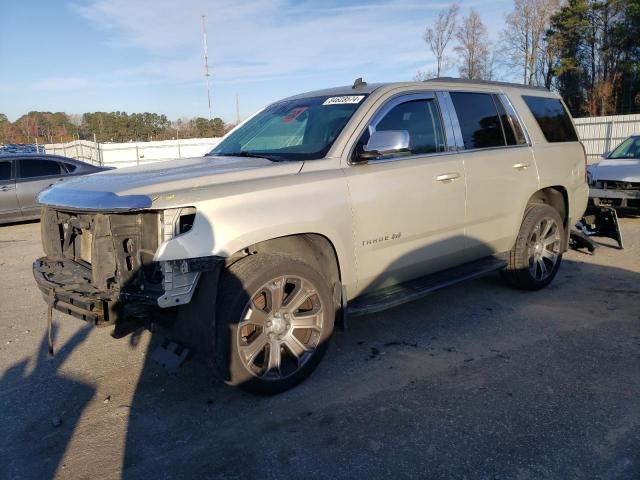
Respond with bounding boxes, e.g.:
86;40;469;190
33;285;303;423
162;207;197;238
178;212;196;234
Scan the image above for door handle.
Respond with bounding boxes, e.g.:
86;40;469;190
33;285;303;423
513;162;530;170
0;185;15;192
436;172;460;183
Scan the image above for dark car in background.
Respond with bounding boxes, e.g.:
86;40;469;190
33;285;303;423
0;153;112;224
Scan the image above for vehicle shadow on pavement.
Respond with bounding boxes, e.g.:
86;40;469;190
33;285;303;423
0;322;94;479
117;254;640;480
2;246;638;479
0;219;40;228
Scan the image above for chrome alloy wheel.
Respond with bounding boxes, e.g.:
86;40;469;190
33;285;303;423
527;216;561;281
236;275;324;380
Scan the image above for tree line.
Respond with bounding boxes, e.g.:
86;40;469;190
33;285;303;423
418;0;640;116
0;111;232;145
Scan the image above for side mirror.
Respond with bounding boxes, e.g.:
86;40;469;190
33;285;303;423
601;151;609;159
356;130;410;161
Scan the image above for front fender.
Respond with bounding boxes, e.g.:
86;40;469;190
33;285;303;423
153;170;356;291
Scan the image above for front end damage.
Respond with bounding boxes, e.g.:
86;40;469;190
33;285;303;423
33;207;218;339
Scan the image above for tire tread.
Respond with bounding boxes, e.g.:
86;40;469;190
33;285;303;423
502;204;564;290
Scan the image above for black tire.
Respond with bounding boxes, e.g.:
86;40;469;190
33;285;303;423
215;253;335;394
501;204;564;290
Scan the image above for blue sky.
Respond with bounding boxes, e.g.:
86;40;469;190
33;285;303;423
0;0;514;123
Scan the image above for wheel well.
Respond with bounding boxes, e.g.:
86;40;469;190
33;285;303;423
226;234;342;308
527;186;569;246
527;187;568;222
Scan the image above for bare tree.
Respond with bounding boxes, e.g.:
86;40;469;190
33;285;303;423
536;29;559;89
413;70;437;81
454;9;491;80
484;49;500;81
423;4;460;77
67;114;83;127
502;0;560;85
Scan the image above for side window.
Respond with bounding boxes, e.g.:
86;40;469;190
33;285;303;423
358;98;446;158
0;161;12;181
450;92;505;149
494;95;527;146
522;95;578;143
62;162;77;174
18;160;63;179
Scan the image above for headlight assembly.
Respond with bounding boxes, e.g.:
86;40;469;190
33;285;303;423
162;207;197;238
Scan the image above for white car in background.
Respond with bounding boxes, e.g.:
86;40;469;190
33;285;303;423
588;135;640;211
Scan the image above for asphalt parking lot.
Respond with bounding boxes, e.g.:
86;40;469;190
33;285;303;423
0;218;639;480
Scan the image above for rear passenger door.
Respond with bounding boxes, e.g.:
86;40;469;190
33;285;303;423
449;91;538;257
0;159;21;222
16;159;67;218
519;95;586;223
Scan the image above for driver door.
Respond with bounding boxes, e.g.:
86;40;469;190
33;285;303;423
0;159;20;222
344;93;467;296
16;158;67;218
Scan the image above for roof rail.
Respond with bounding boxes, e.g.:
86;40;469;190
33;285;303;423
424;77;549;92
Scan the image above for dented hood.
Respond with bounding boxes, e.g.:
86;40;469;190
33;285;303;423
588;158;640;183
37;155;303;211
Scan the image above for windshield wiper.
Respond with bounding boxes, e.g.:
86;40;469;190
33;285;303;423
211;151;287;162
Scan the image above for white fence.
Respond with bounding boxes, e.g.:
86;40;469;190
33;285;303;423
41;114;640;168
44;137;221;169
574;114;640;162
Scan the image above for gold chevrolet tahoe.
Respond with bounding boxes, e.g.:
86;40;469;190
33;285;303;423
33;78;589;394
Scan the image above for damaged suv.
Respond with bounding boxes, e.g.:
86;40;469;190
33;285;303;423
34;79;588;394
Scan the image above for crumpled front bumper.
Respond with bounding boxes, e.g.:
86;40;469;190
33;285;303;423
33;256;162;327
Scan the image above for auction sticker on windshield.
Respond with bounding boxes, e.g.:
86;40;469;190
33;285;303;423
323;95;365;105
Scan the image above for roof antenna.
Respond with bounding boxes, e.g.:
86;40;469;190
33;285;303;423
352;77;367;89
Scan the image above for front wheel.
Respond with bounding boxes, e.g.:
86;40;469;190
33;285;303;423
215;253;335;394
501;204;564;290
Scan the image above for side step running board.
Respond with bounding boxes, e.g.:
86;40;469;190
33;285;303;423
347;256;507;317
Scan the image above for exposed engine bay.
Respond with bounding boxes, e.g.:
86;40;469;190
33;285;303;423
33;207;209;337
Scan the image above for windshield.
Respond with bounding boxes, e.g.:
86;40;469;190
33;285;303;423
608;136;640;159
208;94;368;161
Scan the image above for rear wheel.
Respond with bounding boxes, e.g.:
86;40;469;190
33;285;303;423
501;204;564;290
215;254;335;394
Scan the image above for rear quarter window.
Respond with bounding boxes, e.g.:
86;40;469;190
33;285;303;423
62;162;78;173
522;96;578;143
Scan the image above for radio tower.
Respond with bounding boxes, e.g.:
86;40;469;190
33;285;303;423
236;93;240;125
201;14;212;120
